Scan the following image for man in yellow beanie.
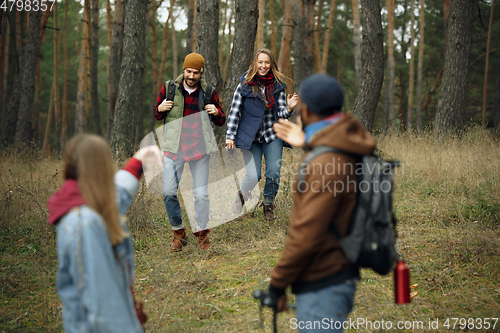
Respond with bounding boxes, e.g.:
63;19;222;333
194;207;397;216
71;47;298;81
153;53;226;251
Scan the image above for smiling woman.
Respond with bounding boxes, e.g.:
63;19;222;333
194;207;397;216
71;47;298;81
225;48;299;221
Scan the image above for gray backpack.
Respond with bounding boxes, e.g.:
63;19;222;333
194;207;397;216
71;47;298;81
298;146;399;275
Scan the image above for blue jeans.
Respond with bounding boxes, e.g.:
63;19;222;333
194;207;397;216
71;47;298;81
294;281;357;333
162;153;210;231
241;139;283;205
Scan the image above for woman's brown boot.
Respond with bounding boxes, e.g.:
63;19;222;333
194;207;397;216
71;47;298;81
262;203;276;221
193;229;210;250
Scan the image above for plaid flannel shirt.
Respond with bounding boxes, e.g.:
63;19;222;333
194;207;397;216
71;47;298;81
154;81;225;161
226;83;291;143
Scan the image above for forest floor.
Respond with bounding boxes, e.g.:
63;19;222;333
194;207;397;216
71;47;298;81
1;127;499;333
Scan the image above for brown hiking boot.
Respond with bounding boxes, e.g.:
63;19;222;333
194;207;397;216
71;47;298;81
170;228;187;252
232;191;250;214
193;229;210;250
262;203;276;221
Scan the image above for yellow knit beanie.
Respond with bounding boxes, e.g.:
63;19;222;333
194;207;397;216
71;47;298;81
183;53;205;73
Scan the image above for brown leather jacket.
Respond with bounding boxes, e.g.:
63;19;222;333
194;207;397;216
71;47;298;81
271;115;376;294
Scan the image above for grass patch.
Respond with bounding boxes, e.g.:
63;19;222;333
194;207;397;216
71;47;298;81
1;128;499;332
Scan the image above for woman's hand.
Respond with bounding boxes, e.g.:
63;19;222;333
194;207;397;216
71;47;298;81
287;93;299;112
273;117;305;148
133;146;163;169
226;139;235;150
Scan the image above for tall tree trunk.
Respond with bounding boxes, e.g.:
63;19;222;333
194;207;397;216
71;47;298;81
171;17;178;78
351;0;384;132
186;0;196;56
278;0;293;86
495;28;500;132
15;11;21;67
197;0;223;95
256;0;265;49
42;82;55;156
0;16;5;129
313;0;323;73
415;0;425;133
320;0;337;73
90;0;102;136
110;0;148;159
443;0;450;45
407;0;415;130
219;0;228;67
14;9;42;152
383;0;395;133
61;0;69;149
292;0;315;87
33;57;41;145
158;0;175;90
270;0;276;55
434;0;479;137
352;0;362;90
221;0;259;107
53;2;61;151
149;0;161;133
1;19;9;132
136;3;151;145
106;0;125;139
398;0;409;132
422;68;443;113
482;0;495;129
337;15;347;81
222;10;233;84
75;0;91;135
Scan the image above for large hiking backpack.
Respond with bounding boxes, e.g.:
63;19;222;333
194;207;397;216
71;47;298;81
298;146;400;275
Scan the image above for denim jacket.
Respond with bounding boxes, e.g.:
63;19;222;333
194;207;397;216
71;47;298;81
56;170;143;333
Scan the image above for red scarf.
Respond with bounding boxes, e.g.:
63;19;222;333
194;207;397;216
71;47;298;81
248;72;276;108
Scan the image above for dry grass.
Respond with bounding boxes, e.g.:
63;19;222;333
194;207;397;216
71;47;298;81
1;128;499;332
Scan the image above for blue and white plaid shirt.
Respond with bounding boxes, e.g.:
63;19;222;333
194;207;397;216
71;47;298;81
226;83;292;143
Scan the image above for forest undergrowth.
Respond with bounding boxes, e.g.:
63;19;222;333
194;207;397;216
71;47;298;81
0;127;499;332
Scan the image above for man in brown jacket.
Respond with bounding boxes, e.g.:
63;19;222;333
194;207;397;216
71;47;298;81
269;74;376;332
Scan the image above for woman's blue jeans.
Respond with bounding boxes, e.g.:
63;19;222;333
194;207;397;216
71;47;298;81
241;139;283;205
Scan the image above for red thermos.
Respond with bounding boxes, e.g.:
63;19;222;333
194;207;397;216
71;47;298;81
394;260;411;304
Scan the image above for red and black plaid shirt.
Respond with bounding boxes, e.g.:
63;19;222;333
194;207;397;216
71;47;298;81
154;81;225;161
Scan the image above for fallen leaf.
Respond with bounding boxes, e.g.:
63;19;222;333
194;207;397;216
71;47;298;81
144;287;154;294
410;284;419;289
410;291;419;299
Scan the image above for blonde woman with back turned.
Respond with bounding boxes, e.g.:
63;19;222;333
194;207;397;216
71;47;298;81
47;134;162;332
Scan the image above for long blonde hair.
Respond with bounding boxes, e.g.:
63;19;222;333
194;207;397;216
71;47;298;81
63;134;127;246
243;48;289;89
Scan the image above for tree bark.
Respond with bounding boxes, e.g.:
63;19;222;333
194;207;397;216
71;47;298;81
434;0;479;137
0;16;6;130
221;0;259;107
278;0;293;79
320;0;337;73
186;0;196;56
158;0;175;91
223;9;233;84
313;0;323;73
1;19;9;133
407;0;415;130
75;0;90;135
196;0;223;95
14;9;42;151
415;0;425;133
383;0;395;133
42;82;55;156
352;0;362;90
61;0;69;149
106;0;125;139
149;0;161;133
219;0;228;67
90;0;102;136
256;0;265;49
110;0;148;159
337;15;347;81
351;0;384;132
171;16;178;78
292;0;315;87
270;0;276;55
53;2;61;151
495;25;500;132
482;0;494;129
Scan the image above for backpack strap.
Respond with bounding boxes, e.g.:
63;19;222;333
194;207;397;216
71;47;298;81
297;146;359;193
203;84;214;108
166;80;175;101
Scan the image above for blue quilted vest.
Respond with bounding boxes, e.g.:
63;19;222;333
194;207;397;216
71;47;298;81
235;72;287;150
